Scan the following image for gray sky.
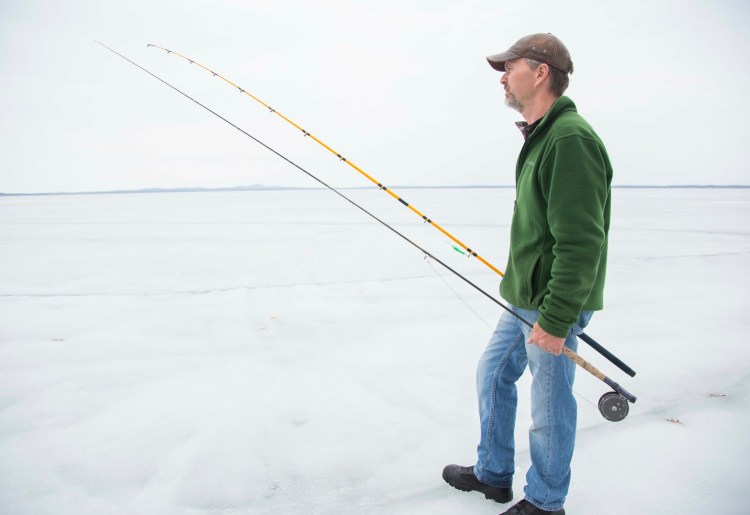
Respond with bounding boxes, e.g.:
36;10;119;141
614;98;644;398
1;0;748;193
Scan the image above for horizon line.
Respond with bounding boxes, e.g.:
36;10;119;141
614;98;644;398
1;184;749;197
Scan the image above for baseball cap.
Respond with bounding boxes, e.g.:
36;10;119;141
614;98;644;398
486;33;574;74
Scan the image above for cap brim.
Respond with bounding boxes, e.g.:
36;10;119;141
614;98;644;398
486;51;520;72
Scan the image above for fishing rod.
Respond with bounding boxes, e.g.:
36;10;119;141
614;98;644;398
97;42;636;420
146;43;636;379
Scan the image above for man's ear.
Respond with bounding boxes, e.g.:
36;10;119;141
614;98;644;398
536;63;550;83
536;63;549;79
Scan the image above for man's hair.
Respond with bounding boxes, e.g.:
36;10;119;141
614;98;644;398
525;58;570;97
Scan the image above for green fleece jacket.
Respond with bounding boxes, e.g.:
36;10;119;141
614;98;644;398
499;96;612;338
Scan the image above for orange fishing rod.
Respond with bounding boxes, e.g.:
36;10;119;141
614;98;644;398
147;43;502;277
145;43;635;379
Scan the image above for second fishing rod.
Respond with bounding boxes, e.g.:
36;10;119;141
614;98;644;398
147;44;635;378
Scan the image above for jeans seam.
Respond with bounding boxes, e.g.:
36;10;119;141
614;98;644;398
477;331;524;481
542;354;553;502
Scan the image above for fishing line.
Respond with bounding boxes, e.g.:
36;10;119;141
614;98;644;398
423;256;600;413
97;42;636;418
146;43;636;379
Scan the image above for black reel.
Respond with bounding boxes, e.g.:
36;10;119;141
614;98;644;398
598;391;629;422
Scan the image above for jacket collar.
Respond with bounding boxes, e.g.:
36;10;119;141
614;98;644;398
523;96;577;143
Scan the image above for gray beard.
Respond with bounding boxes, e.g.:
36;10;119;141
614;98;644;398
505;92;523;113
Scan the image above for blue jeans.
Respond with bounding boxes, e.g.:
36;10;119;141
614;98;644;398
474;306;593;511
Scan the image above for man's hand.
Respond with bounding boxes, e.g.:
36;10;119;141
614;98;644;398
527;322;565;356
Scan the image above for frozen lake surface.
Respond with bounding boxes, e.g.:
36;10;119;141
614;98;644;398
1;187;749;514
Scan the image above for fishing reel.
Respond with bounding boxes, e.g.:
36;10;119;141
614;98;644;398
598;391;629;422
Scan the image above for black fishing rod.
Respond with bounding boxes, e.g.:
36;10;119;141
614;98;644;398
146;43;635;379
97;42;636;420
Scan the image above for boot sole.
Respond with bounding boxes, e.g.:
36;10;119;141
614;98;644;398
442;474;513;503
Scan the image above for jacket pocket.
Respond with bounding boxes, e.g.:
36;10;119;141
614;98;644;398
526;254;543;306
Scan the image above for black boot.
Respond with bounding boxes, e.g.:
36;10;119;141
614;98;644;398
500;499;565;515
442;464;513;503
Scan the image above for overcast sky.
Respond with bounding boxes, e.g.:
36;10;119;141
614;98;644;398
1;0;748;193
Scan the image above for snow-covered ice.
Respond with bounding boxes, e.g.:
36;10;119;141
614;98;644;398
1;187;748;514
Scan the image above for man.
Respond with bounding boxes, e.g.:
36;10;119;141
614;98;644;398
442;34;612;515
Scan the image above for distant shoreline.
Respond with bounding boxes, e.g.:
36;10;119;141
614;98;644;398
1;184;748;197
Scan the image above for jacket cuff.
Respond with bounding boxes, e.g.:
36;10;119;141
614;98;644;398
537;313;571;339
